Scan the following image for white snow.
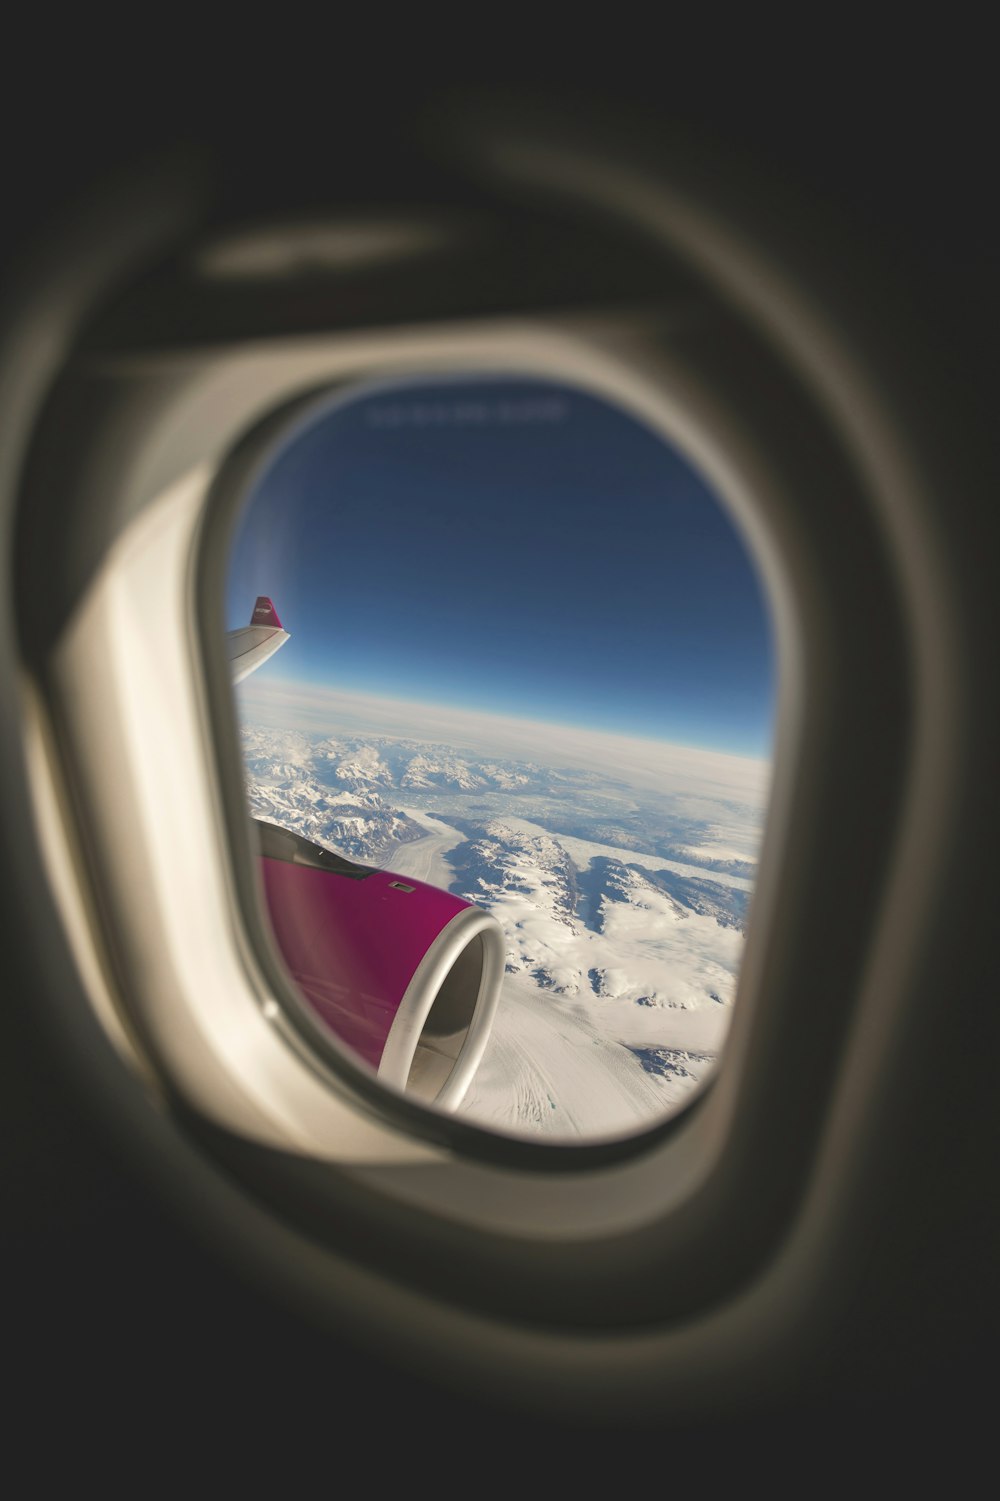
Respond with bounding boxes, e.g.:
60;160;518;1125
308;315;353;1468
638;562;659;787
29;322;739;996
235;701;769;1139
381;808;467;888
494;815;756;893
402;752;482;790
679;843;757;867
458;971;711;1138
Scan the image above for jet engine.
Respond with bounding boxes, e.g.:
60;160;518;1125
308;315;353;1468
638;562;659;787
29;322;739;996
254;819;504;1109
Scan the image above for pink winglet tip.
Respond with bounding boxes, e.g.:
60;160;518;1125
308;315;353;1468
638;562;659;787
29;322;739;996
251;596;282;628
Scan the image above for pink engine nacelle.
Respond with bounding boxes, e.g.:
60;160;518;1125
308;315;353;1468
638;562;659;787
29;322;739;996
255;820;504;1109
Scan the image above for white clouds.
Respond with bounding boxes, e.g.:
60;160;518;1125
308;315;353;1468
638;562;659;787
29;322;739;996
237;677;772;808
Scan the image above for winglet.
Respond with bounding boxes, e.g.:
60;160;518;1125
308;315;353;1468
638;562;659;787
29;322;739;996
251;596;282;628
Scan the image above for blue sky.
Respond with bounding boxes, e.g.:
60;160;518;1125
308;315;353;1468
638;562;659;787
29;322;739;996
227;377;775;758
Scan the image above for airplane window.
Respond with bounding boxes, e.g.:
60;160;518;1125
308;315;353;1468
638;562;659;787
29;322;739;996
226;375;776;1138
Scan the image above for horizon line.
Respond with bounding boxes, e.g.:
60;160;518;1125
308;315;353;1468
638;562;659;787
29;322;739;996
236;674;774;774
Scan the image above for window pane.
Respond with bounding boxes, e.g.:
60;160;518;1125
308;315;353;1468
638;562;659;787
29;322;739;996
227;376;775;1138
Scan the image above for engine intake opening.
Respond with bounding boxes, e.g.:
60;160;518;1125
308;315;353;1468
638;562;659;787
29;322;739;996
380;907;505;1111
406;934;485;1101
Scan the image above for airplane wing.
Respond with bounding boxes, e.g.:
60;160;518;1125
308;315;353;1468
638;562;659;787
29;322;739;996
226;596;290;683
224;594;500;1106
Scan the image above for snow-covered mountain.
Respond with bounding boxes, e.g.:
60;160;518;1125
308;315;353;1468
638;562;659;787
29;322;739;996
241;727;424;861
401;752;484;790
238;721;763;1136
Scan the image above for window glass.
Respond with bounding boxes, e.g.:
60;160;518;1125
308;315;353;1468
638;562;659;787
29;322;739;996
227;376;775;1138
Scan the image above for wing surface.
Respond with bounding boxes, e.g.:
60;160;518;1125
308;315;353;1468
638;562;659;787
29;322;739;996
226;596;290;683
